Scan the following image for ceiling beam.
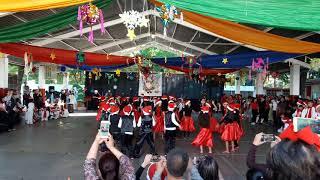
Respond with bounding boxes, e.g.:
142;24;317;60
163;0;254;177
285;58;310;69
33;10;154;46
84;33;151;52
155;33;216;55
183;31;198;52
199;37;220;56
0;12;13;18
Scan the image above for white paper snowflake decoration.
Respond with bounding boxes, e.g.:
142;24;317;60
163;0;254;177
119;10;149;40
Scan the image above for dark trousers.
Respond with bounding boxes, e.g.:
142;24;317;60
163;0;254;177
120;134;133;156
164;130;176;154
272;111;277;127
134;132;156;156
251;110;258;123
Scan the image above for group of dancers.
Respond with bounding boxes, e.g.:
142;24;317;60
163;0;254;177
95;95;244;157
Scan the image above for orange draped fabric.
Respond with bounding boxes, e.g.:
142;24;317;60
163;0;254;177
150;0;320;54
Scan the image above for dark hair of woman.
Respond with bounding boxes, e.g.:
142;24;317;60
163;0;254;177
267;139;320;180
246;168;265;180
98;150;120;180
197;155;219;180
198;112;210;128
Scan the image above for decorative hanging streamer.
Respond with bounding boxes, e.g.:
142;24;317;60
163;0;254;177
0;43;136;66
0;0;93;12
0;0;110;43
78;2;105;43
149;0;320;54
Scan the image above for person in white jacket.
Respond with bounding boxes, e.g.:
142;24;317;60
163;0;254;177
25;98;34;125
301;100;317;119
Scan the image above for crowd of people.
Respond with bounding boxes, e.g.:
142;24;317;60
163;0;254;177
0;87;78;132
86;92;320;180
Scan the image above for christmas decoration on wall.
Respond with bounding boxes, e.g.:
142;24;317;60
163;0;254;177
23;52;34;78
119;10;149;40
249;57;269;80
78;2;105;43
309;58;320;72
115;69;121;76
91;67;102;80
156;4;179;36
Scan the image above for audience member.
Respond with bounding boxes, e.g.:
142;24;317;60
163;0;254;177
195;155;219;180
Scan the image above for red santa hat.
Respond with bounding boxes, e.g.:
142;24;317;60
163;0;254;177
133;97;139;102
123;105;132;115
142;106;152;115
147;163;167;180
143;96;150;102
201;106;210;113
155;99;162;106
169;96;176;101
234;103;241;110
297;100;306;106
227;104;237;113
185;100;191;106
101;103;110;111
100;96;106;101
161;95;168;100
205;103;211;108
109;105;120;114
168;102;176;111
222;101;228;105
109;99;116;105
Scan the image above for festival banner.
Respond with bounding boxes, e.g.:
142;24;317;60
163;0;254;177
138;73;162;96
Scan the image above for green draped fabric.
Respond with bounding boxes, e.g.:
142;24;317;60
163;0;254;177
159;0;320;31
0;0;112;43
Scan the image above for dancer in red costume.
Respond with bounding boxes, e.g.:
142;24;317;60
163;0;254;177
180;100;195;138
95;96;109;121
153;99;164;139
192;105;213;154
220;104;242;153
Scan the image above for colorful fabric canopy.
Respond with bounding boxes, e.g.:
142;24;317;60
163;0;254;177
0;0;111;43
152;51;299;69
0;0;92;12
66;64;134;71
164;65;237;75
150;0;320;54
159;0;320;31
0;43;135;66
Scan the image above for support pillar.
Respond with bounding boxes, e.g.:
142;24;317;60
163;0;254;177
290;63;300;96
63;72;69;89
235;72;241;95
255;72;265;96
38;65;46;89
0;53;9;88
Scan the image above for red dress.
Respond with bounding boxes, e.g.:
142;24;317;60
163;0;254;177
153;106;164;133
209;116;218;132
192;128;213;147
221;122;242;141
180;107;195;132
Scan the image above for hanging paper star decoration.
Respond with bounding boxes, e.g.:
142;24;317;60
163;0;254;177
119;10;149;41
50;52;56;61
156;4;179;36
222;58;228;64
115;69;121;76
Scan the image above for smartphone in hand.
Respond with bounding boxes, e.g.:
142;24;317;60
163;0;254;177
100;120;111;138
261;134;276;142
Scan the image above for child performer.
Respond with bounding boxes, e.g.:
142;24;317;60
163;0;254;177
108;104;121;142
220;104;242;153
292;100;305;118
153;99;164;139
118;105;135;156
302;100;317;119
25;97;34;125
191;105;213;153
180;100;195;138
134;106;156;157
164;102;181;154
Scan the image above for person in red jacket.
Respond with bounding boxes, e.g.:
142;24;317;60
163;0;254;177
153;99;164;139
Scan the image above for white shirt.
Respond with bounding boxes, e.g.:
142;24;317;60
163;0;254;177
165;112;181;131
272;101;278;111
301;107;317;119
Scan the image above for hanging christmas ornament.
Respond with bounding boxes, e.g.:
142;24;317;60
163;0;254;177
78;2;105;43
115;69;121;76
222;58;228;64
250;57;269;81
76;50;85;64
119;10;149;40
156;4;179;36
50;51;56;61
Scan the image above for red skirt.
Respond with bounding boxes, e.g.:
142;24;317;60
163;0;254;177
153;115;164;133
192;128;213;147
210;117;218;132
180;116;196;132
221;122;242;141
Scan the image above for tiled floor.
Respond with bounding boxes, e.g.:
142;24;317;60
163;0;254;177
0;112;275;180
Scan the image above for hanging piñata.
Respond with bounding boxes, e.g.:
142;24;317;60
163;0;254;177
119;10;149;40
78;2;105;43
156;4;179;36
249;57;269;81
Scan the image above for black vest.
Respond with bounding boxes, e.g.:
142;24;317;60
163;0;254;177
109;114;120;133
140;115;152;134
165;111;175;128
121;115;134;134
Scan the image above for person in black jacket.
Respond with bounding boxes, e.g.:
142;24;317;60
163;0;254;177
118;105;135;157
134;106;156;157
164;102;181;154
108;104;120;143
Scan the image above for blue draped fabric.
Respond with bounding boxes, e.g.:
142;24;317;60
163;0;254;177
151;51;300;69
66;64;134;71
